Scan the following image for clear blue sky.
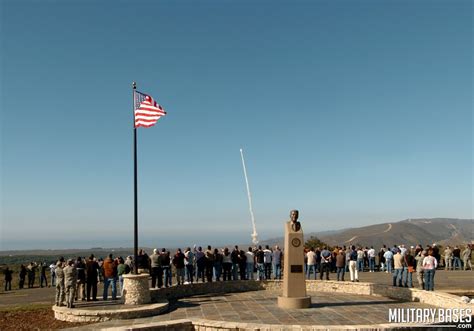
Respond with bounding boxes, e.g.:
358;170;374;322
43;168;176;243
1;0;472;250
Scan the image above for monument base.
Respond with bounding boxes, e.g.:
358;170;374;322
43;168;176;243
277;295;311;309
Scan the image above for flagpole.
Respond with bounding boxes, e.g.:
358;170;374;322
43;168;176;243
132;81;138;274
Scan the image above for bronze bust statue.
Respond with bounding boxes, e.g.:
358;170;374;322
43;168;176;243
290;209;301;232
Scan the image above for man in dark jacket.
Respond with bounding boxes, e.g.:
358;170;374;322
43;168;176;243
4;267;13;291
336;249;346;281
136;249;150;274
173;249;185;285
205;245;215;282
255;246;265;280
75;257;86;301
86;254;99;301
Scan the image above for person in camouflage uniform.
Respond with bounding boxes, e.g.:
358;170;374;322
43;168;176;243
55;258;66;306
64;259;78;308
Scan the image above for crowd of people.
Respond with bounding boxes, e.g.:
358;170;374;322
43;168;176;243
5;261;52;290
139;245;284;287
302;243;472;291
2;242;472;307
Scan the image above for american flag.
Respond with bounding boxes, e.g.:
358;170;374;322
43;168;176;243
134;91;166;128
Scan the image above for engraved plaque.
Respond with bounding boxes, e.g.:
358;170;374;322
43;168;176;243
290;265;303;273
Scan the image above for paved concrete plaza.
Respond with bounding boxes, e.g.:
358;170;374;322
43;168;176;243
1;270;472;330
1;269;471;309
66;290;435;329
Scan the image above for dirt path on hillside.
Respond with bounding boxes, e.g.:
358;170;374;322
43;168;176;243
344;223;392;243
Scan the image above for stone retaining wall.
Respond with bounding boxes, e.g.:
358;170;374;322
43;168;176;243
150;280;265;301
53;302;168;323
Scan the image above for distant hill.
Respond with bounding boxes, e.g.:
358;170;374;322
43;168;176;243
258;218;473;249
319;218;474;248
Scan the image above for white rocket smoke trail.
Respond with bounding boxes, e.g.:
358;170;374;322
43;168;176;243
240;148;259;245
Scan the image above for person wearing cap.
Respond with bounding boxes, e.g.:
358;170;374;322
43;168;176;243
63;259;77;308
415;250;425;290
462;244;472;271
444;246;453;270
49;261;57;287
55;257;66;306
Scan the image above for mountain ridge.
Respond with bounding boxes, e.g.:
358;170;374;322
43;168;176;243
258;218;473;249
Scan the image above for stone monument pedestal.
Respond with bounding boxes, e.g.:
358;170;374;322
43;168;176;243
122;273;151;305
278;211;311;309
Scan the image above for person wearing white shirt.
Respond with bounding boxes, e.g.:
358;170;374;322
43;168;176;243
422;249;438;291
306;248;317;279
245;247;255;280
383;249;394;273
367;247;376;272
263;245;273;280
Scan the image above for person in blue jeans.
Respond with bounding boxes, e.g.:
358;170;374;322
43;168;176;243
384;249;393;273
357;248;364;272
255;246;265;280
336;250;346;281
423;249;437;291
102;254;117;300
404;252;415;288
392;250;405;287
452;246;462;270
306;247;317;280
231;246;240;280
245;248;255;280
367;247;376;272
272;246;283;280
160;249;172;287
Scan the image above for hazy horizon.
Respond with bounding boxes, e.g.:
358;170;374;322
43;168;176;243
2;216;472;251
